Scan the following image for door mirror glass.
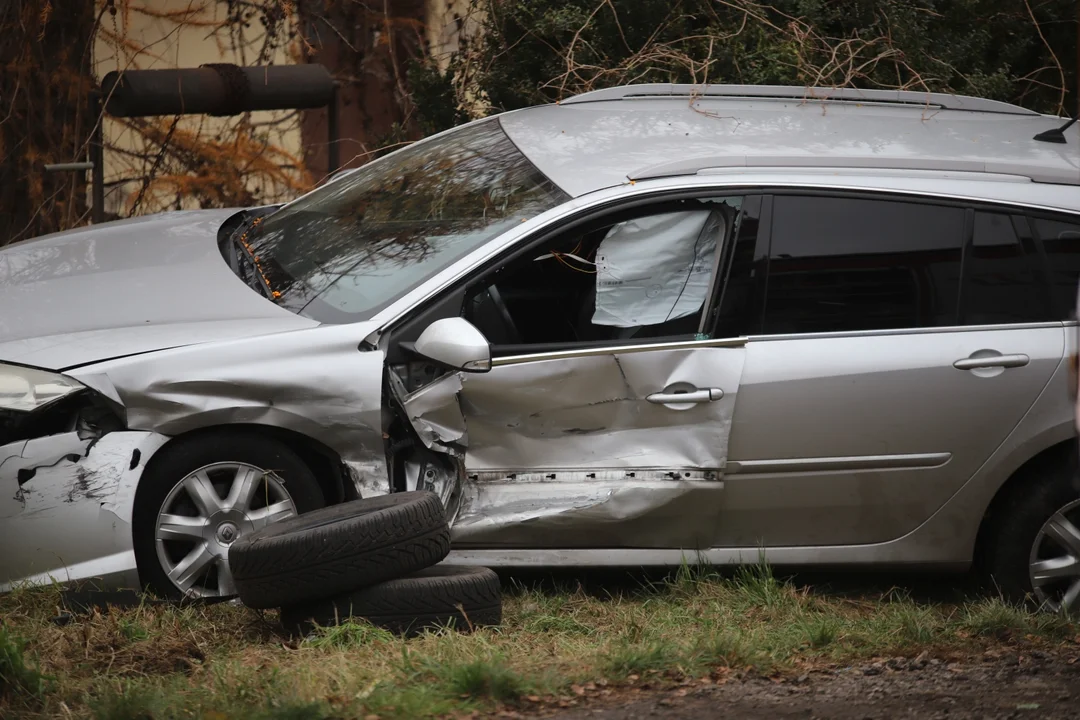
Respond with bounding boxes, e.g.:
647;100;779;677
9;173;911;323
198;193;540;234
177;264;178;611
413;317;492;372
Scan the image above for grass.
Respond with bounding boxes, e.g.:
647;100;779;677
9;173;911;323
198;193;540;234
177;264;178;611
1;564;1077;719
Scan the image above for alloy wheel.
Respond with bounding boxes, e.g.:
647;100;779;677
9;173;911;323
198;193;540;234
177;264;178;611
154;462;297;598
1029;497;1080;614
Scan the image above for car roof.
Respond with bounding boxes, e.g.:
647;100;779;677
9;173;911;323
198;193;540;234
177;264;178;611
498;84;1080;198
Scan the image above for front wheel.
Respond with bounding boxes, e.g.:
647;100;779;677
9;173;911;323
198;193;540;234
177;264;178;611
984;455;1080;614
132;431;325;600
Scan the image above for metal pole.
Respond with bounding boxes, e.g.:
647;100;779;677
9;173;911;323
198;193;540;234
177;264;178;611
91;91;105;224
327;81;340;176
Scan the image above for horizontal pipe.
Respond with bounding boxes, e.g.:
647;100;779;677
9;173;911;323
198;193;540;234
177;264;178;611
44;162;94;172
101;64;336;118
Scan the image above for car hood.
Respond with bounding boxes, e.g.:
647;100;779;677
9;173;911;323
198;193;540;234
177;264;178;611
0;209;317;370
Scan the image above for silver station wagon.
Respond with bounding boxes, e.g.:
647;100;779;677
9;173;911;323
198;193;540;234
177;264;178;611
2;84;1080;611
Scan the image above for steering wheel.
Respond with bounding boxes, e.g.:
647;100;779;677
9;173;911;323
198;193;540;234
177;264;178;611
486;285;522;345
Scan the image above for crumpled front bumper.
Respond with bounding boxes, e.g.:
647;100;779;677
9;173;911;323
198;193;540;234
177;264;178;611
0;431;169;591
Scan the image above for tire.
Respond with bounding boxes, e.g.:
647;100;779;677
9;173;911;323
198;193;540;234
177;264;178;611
280;565;501;637
132;431;325;601
983;451;1080;610
229;491;450;609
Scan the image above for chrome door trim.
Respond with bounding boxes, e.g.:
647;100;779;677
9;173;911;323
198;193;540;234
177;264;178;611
489;336;749;367
725;452;952;475
749;321;1065;344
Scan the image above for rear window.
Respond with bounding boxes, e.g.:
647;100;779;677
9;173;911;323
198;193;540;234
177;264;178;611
962;212;1049;325
1031;216;1080;318
762;195;965;334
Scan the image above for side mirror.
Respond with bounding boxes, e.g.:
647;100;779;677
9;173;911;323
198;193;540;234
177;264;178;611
412;317;492;373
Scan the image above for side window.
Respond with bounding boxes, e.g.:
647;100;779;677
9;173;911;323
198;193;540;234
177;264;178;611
762;196;965;334
962;212;1049;325
1031;216;1080;318
710;195;765;338
463;197;745;348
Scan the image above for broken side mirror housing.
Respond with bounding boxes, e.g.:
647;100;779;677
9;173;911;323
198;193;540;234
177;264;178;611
412;317;492;373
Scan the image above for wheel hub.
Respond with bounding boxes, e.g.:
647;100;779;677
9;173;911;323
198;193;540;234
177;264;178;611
216;521;240;545
1029;497;1080;615
154;461;298;599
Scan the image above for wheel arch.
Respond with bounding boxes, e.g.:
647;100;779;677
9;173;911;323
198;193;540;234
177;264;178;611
135;424;352;512
973;435;1079;569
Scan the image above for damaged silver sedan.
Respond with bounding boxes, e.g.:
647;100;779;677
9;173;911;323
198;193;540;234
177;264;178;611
4;84;1080;610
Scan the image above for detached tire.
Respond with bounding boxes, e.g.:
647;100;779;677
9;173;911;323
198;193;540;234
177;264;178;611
230;491;450;609
280;565;501;637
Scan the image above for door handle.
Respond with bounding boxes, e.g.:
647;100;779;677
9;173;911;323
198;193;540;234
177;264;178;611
953;354;1030;371
646;388;724;404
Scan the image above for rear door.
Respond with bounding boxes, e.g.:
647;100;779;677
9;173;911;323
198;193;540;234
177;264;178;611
717;194;1063;547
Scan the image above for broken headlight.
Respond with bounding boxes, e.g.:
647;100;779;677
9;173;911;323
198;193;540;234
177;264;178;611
0;363;84;413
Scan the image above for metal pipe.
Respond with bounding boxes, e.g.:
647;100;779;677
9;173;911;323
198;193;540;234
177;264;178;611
44;162;94;172
91;92;104;225
327;82;340;175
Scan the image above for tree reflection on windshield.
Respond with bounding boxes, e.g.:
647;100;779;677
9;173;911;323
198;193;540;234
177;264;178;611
247;119;569;323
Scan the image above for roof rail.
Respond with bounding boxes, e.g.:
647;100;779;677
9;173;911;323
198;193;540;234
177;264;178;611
628;154;1079;186
560;84;1040;116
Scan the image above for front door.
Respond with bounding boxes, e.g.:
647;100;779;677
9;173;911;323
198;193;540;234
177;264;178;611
388;194;754;550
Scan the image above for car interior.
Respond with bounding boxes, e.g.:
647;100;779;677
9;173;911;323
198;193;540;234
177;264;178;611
462;198;743;350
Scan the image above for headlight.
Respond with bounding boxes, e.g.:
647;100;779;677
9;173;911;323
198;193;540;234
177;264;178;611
0;363;84;412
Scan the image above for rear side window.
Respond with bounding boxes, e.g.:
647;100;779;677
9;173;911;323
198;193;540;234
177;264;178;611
762;196;964;334
962;212;1048;325
1031;216;1080;317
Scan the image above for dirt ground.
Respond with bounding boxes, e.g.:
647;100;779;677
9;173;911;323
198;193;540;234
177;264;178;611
536;651;1080;720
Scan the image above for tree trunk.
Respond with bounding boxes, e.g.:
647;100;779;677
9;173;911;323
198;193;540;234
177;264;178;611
0;1;96;245
298;0;427;181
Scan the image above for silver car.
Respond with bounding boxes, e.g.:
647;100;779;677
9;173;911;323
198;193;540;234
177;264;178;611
3;84;1079;610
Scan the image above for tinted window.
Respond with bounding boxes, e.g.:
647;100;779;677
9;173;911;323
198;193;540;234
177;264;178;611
763;196;964;334
710;195;764;337
962;212;1048;325
1032;216;1080;317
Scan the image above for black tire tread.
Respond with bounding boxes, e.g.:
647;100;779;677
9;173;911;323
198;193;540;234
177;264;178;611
280;565;501;637
230;492;450;609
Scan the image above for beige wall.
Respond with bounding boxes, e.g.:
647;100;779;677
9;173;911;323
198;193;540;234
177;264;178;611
93;0;475;215
92;0;302;215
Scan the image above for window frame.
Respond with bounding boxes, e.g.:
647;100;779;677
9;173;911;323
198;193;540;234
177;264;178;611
724;188;1079;340
384;190;761;365
1024;209;1080;320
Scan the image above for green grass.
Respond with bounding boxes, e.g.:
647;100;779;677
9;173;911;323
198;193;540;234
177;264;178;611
1;566;1076;719
0;625;49;705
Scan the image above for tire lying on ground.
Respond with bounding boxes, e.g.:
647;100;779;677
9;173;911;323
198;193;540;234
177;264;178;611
229;491;450;609
280;565;501;637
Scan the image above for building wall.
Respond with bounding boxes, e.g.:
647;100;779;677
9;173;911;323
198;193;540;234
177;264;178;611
92;0;474;216
92;0;303;215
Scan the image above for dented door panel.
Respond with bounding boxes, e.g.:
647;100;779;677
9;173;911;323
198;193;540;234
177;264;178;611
395;340;747;548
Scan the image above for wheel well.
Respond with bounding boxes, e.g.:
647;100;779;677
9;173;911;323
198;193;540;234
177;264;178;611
973;437;1078;569
144;424;351;506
